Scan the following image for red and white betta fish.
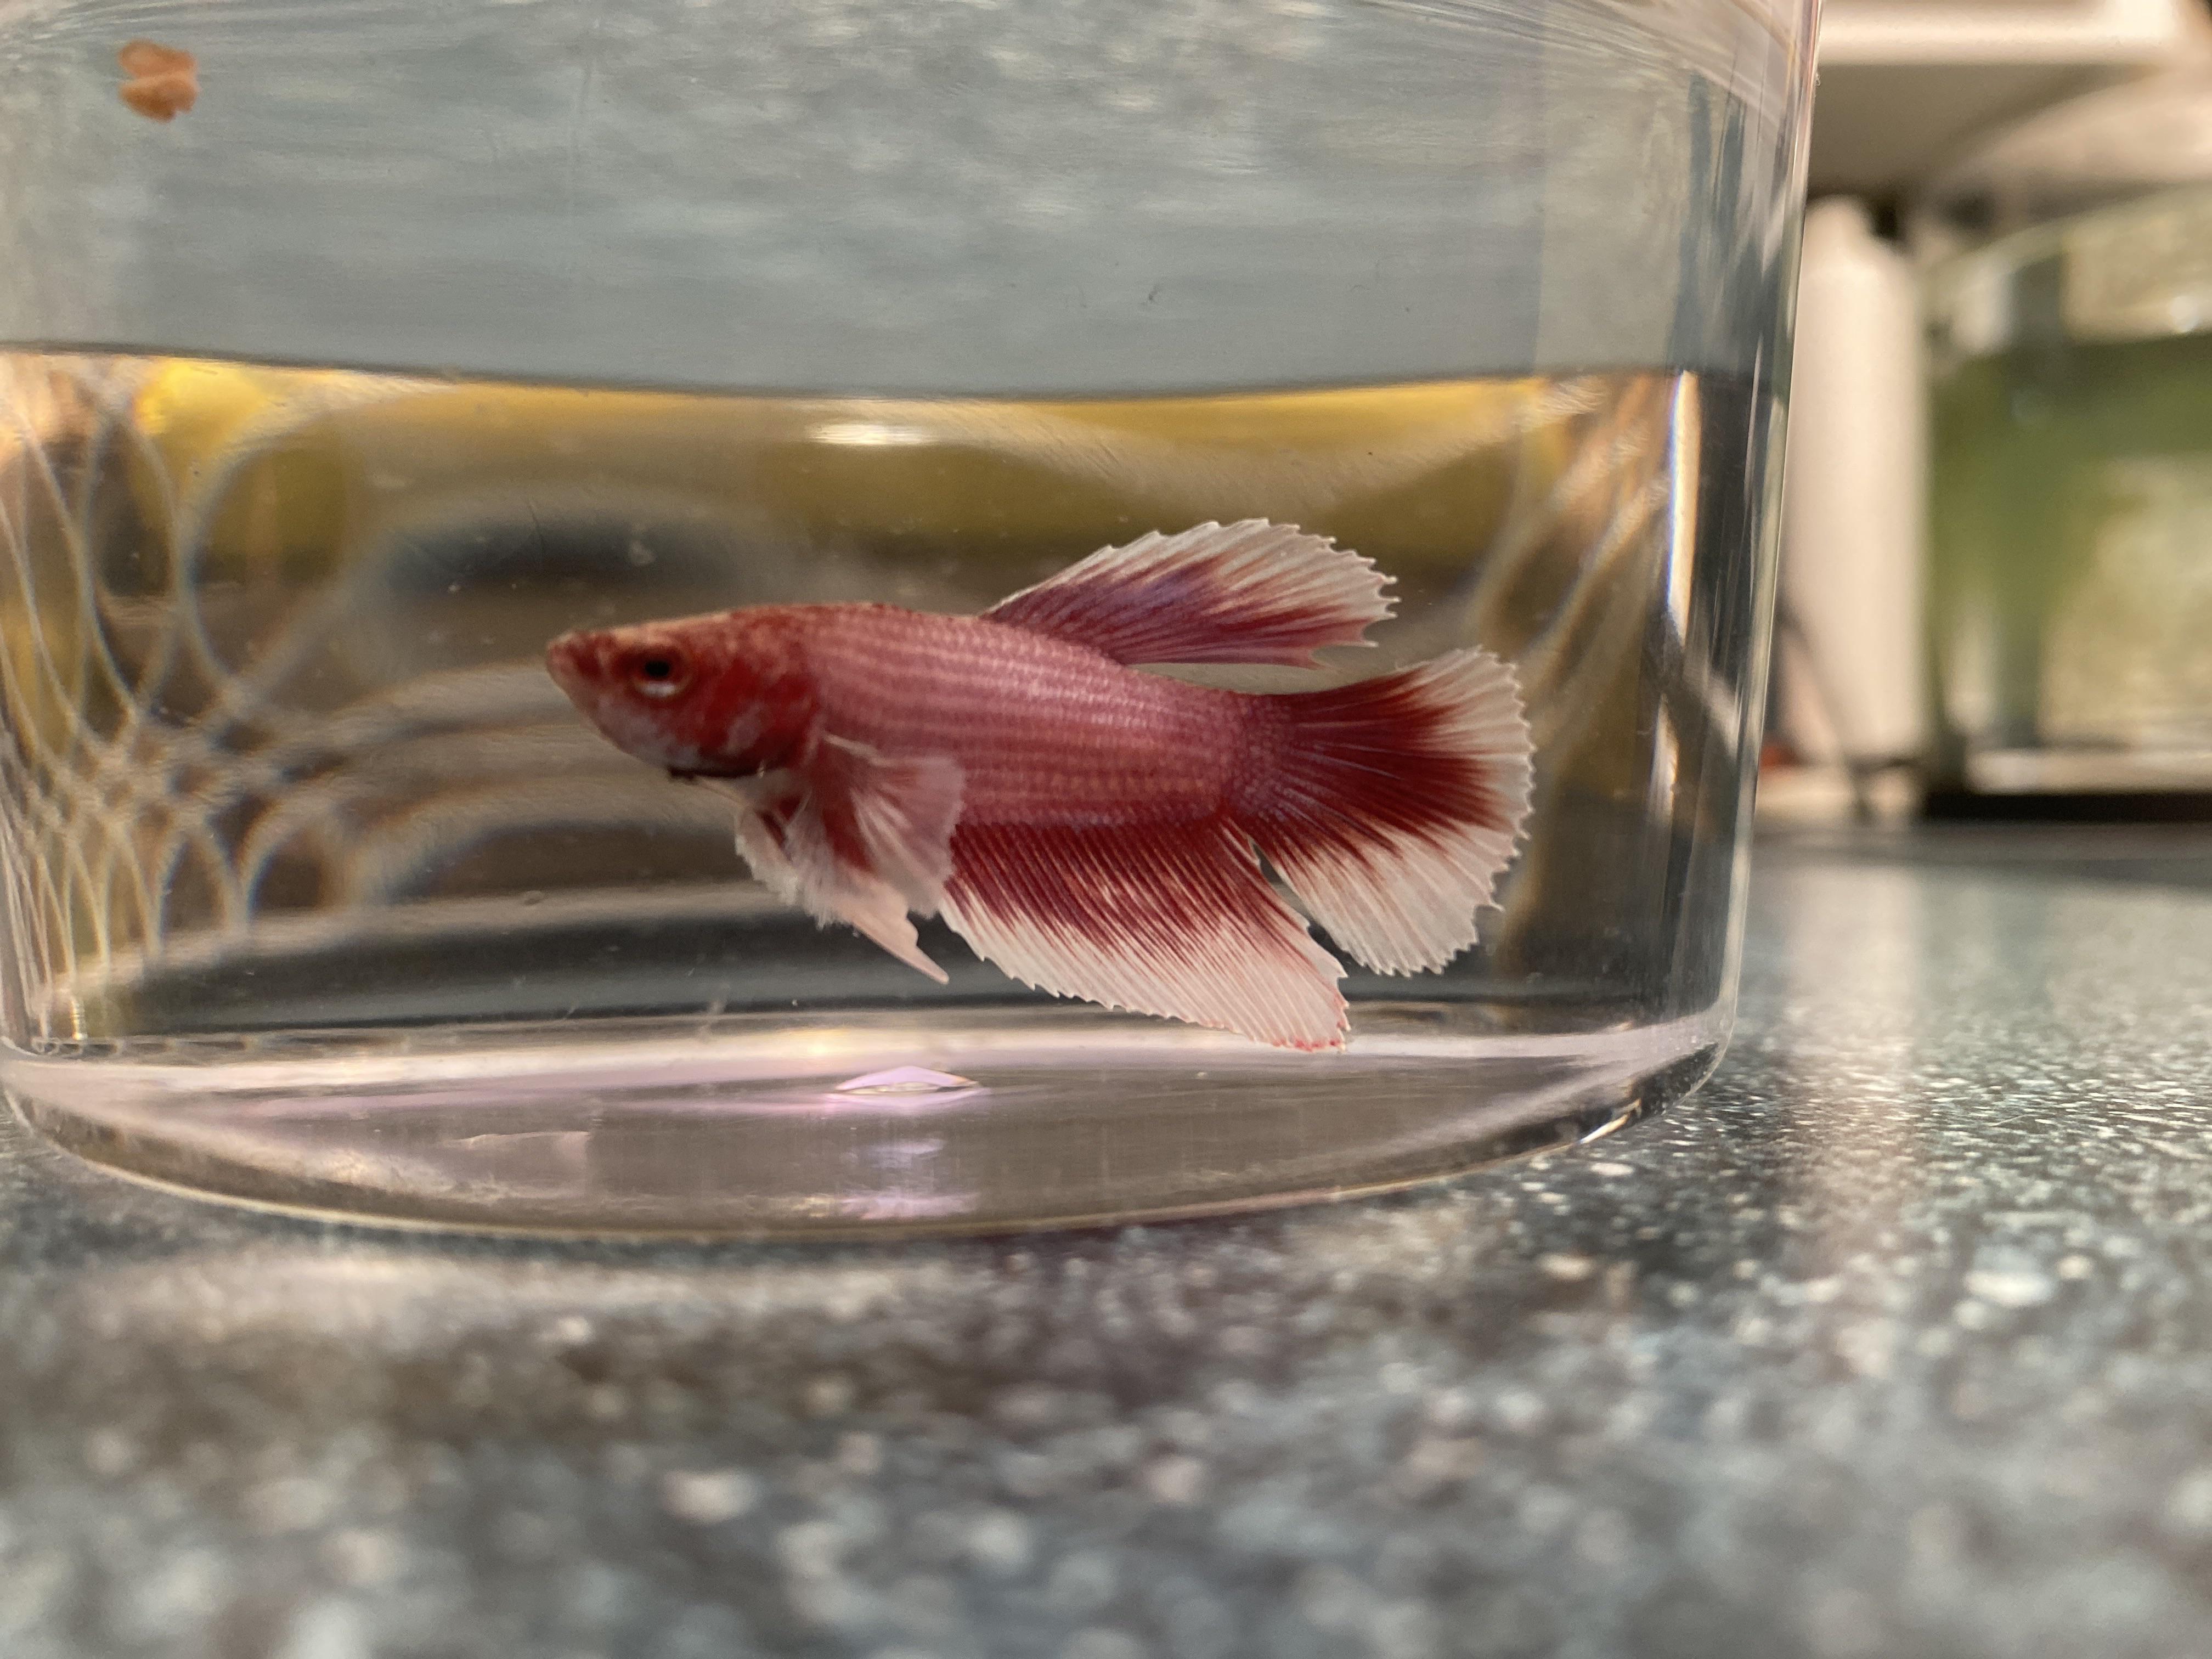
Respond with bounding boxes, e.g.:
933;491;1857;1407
546;521;1532;1051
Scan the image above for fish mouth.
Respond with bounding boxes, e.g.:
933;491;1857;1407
544;629;603;708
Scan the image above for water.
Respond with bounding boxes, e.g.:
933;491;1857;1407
0;351;1770;1229
0;0;1805;394
0;0;1811;1228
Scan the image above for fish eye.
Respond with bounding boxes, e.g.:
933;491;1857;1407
627;647;691;699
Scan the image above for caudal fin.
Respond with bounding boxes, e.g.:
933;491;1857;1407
1238;650;1533;975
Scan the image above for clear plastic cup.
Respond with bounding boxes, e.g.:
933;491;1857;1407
0;1;1817;1233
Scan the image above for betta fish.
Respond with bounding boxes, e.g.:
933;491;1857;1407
546;521;1532;1051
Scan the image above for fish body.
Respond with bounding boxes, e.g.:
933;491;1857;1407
652;606;1242;820
547;521;1533;1050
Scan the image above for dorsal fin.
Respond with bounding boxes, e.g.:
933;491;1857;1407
980;520;1392;668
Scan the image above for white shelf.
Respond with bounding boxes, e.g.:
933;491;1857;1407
1820;0;2190;65
1810;0;2208;193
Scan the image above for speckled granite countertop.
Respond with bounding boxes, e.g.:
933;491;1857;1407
5;827;2212;1659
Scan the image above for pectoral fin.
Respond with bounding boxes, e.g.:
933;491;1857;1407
707;744;964;983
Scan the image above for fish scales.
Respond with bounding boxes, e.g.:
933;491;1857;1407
801;608;1238;824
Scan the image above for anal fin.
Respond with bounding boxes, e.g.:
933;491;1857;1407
939;816;1347;1051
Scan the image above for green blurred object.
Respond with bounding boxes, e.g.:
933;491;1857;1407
1919;74;2212;814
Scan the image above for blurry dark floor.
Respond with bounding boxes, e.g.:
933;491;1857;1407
5;825;2212;1659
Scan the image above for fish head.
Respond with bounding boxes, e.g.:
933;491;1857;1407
545;612;811;775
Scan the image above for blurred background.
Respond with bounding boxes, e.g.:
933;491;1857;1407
1769;0;2212;822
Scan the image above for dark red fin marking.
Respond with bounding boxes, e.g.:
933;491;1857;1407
981;520;1392;668
1236;649;1532;974
938;816;1348;1051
